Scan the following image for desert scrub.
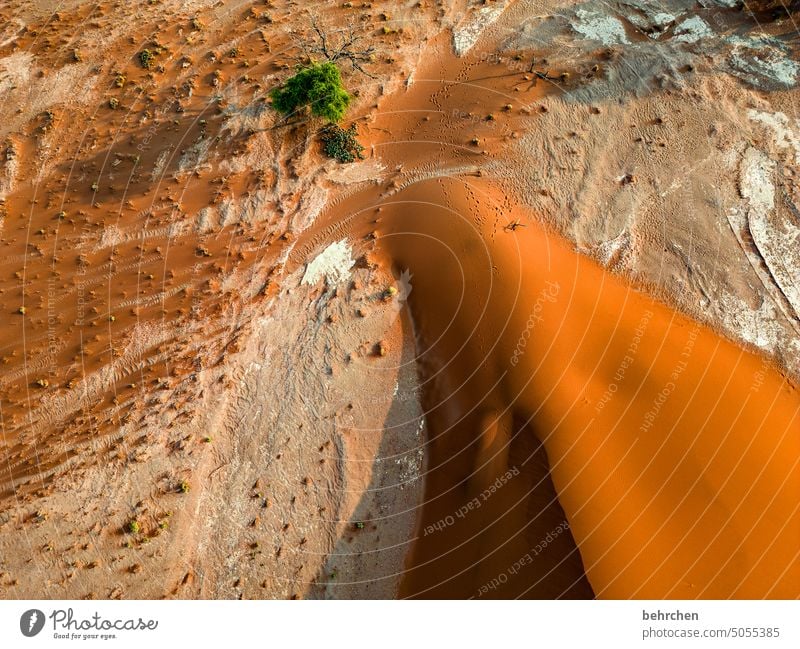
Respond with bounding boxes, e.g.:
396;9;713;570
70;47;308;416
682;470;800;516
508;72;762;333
321;123;364;163
139;49;156;69
178;480;190;493
126;520;140;534
269;61;350;123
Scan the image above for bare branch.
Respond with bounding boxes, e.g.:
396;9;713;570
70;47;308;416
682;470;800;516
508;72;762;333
309;14;330;59
289;14;377;78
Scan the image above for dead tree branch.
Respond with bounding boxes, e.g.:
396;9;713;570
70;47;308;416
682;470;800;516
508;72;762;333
290;14;377;78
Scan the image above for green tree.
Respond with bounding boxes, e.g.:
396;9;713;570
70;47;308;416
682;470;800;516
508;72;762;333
269;61;350;123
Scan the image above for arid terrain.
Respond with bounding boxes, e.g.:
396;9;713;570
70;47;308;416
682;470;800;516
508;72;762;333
0;0;799;599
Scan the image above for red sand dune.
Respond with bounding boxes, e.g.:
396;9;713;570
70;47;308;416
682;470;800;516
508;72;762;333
367;177;800;599
2;6;797;599
294;33;800;599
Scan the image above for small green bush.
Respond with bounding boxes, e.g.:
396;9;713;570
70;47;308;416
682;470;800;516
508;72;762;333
139;49;156;69
321;123;364;163
126;520;140;534
269;61;350;123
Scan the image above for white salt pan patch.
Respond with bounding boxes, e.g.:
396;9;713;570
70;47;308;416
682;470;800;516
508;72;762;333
572;8;630;45
740;148;800;321
750;210;800;322
748;109;800;164
740;147;775;217
652;12;678;25
614;1;680;38
728;35;800;87
722;202;790;354
453;3;508;56
301;240;355;286
646;12;679;37
673;16;713;44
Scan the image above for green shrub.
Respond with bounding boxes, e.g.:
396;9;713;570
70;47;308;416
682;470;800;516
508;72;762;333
321;123;364;163
126;520;140;534
139;49;156;69
269;61;350;123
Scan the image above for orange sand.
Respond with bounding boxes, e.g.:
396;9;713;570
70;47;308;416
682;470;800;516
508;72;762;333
2;5;798;599
364;177;800;599
288;31;800;599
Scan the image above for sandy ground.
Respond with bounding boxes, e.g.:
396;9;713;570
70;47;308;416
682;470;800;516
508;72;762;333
0;0;798;599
